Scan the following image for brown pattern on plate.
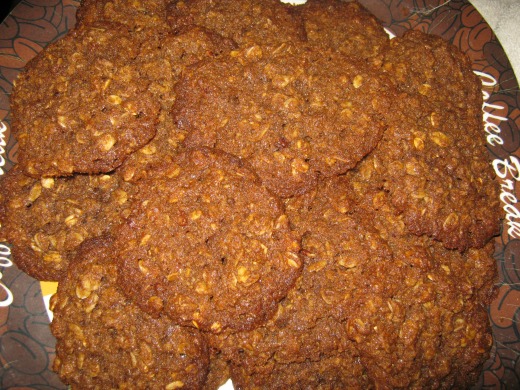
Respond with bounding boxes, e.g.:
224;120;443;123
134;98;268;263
0;0;518;388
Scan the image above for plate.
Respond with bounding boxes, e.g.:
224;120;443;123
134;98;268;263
0;0;519;388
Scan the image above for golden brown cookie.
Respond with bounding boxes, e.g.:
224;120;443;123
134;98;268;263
115;148;302;332
76;0;170;32
0;166;134;281
211;172;497;389
204;351;231;390
118;26;237;182
370;30;501;250
209;270;370;388
132;25;237;112
297;0;389;60
11;22;160;177
51;237;211;389
308;173;497;388
206;179;388;388
167;0;305;50
173;47;394;197
229;354;369;390
1;1;501;387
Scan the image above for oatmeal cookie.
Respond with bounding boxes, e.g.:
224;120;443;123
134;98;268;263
1;1;501;387
132;25;237;112
166;0;305;51
50;237;211;389
284;182;392;322
348;162;499;304
210;303;369;388
11;22;160;177
210;292;359;370
371;30;501;250
209;266;370;388
346;238;496;388
174;47;394;197
115;148;302;332
0;166;134;281
206;182;389;388
119;26;237;182
228;348;369;390
214;172;497;388
204;351;231;390
297;0;389;60
346;232;496;388
315;173;497;388
76;0;170;32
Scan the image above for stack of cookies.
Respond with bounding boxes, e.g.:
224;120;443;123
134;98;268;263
0;0;501;388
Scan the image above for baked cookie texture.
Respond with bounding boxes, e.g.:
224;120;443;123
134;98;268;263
115;148;302;332
174;47;394;197
10;22;161;177
118;26;236;181
3;21;238;281
296;0;389;60
75;0;171;32
50;237;211;389
0;0;502;387
371;30;502;251
0;166;134;281
208;174;496;388
166;0;306;50
170;0;393;197
308;174;496;388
